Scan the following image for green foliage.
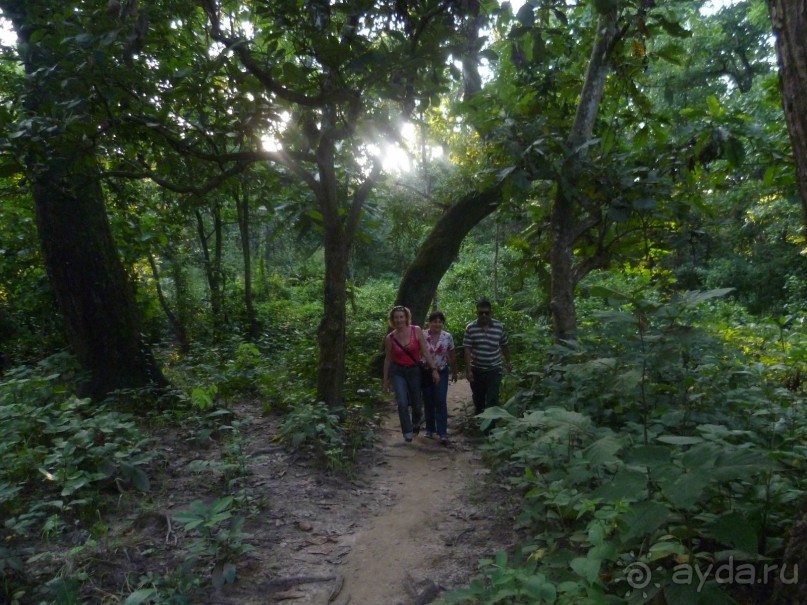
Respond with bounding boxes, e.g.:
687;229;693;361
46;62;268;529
122;567;200;605
0;0;802;602
0;356;156;603
0;191;64;364
165;337;275;404
190;384;218;411
356;189;438;280
449;287;806;603
158;273;382;472
275;399;374;474
440;238;500;306
441;550;558;604
172;496;254;588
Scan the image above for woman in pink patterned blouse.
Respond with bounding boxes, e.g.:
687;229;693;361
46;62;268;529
422;311;458;445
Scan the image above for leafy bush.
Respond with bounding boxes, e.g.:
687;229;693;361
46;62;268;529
275;398;376;473
276;399;346;470
171;496;254;589
0;357;156;603
443;288;807;604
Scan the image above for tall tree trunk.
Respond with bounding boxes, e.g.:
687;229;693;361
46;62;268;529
315;120;349;408
396;184;502;326
314;116;380;407
767;0;807;229
317;227;349;407
549;186;579;342
2;0;167;399
148;254;190;354
259;222;274;300
33;156;168;399
195;205;224;322
769;5;807;585
460;0;483;101
549;8;618;343
235;186;259;339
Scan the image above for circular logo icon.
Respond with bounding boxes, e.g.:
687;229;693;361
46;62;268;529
625;561;652;590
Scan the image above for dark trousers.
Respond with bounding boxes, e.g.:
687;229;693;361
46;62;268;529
422;367;449;436
391;363;423;436
470;366;502;415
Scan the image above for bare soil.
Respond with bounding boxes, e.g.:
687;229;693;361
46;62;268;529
83;380;517;605
51;370;787;605
221;379;515;605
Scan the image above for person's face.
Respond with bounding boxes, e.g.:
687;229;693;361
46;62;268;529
476;306;492;325
392;310;407;327
429;316;444;331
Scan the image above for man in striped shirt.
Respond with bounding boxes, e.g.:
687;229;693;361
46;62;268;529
464;298;512;415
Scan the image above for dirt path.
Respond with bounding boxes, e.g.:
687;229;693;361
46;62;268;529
14;374;514;604
151;380;510;605
337;380;493;604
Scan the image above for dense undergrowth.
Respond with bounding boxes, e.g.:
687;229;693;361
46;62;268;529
439;286;807;605
3;257;807;604
0;280;389;603
1;358;161;603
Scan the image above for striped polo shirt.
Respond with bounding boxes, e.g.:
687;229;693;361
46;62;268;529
464;318;508;370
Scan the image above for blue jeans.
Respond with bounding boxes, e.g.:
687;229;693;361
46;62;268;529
391;363;423;437
422;367;449;437
470;366;502;415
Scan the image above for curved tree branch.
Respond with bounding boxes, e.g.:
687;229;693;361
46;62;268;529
396;183;503;326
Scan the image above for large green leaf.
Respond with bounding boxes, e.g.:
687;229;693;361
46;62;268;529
680;442;719;470
620;501;671;542
624;445;672;466
654;16;692;38
584;434;624;465
658;469;711;509
653;43;686;65
522;575;557;601
570;556;602;584
656;435;704;446
544;408;592;431
119;462;150;492
124;589;158;605
709;512;758;554
515;4;535;27
711;448;776;481
478;406;517;421
648;540;686;561
677;288;735;307
593;468;648;500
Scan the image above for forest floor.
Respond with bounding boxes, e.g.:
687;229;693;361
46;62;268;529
77;380;519;605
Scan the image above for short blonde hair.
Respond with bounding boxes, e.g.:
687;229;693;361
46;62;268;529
388;305;411;328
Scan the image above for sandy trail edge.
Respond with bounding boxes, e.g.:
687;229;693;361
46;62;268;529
338;379;491;605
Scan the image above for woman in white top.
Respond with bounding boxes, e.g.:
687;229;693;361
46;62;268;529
422;310;458;444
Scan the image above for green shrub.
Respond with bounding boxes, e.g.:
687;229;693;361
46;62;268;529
0;357;156;603
450;287;807;604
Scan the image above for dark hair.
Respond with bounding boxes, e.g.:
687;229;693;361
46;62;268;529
476;298;492;309
428;310;446;323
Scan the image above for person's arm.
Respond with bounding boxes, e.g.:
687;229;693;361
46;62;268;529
464;330;474;382
448;348;458;383
382;336;392;392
